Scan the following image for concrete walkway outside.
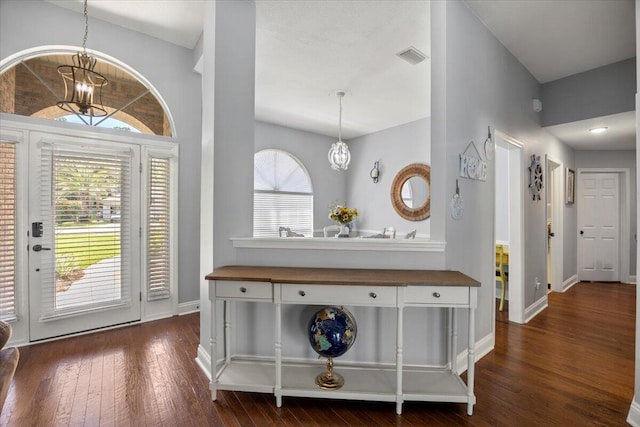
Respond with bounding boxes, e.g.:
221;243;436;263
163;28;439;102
56;255;122;309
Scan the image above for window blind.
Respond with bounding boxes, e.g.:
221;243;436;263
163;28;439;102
253;192;313;237
39;144;133;319
253;150;313;237
147;157;171;301
0;142;17;321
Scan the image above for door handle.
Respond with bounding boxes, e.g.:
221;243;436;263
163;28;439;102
549;232;555;237
32;244;51;252
580;230;584;235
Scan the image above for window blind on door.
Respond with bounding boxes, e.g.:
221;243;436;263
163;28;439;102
147;156;171;301
0;142;17;321
39;144;133;319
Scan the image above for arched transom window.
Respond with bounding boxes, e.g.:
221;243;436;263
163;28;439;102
0;53;172;136
253;149;313;237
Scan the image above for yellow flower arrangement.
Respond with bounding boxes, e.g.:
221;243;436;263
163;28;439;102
328;203;359;225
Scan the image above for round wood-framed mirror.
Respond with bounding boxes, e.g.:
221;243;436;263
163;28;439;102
390;163;431;221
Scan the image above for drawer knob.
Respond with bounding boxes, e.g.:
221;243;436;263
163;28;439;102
299;290;306;297
369;292;377;299
240;287;247;293
433;292;441;298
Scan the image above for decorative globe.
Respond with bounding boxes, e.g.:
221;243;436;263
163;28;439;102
307;306;357;358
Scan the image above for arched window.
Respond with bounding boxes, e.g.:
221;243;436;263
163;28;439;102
0;53;172;136
254;149;313;237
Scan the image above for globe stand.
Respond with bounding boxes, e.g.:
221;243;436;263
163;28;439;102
315;357;344;390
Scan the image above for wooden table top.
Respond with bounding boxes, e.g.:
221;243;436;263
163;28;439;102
206;265;480;287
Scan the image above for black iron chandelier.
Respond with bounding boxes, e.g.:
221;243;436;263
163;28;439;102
57;0;108;117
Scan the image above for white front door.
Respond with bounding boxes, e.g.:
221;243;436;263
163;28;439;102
28;132;141;341
577;172;620;282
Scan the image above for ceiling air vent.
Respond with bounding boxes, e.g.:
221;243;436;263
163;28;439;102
396;46;427;65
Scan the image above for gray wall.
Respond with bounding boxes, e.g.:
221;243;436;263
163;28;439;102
575;150;637;276
541;58;636;127
254;121;347;233
347;118;431;236
0;0;202;303
431;0;577;346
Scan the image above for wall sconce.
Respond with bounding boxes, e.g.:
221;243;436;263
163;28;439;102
370;161;380;183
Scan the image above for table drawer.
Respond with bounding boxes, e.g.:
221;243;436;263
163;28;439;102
215;280;272;300
405;286;469;305
280;284;396;306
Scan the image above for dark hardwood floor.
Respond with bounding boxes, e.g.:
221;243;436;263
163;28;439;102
1;281;635;426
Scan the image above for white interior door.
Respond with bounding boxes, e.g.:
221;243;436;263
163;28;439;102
545;157;564;292
494;131;525;324
28;132;141;341
578;172;620;282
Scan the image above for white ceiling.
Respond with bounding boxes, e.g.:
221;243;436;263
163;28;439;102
255;1;429;139
44;0;636;150
544;111;636;151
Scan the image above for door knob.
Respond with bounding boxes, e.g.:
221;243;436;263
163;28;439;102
32;244;51;251
580;230;584;235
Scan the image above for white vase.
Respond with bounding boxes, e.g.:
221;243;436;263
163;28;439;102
337;224;349;238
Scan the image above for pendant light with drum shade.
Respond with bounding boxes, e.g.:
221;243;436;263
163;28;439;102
57;0;108;119
328;91;351;170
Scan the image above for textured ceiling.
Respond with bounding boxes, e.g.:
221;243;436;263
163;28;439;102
255;0;430;139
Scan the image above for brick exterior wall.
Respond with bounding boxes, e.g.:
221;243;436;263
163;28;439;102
0;57;171;136
0;67;15;115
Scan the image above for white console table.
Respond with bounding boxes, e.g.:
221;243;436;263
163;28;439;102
206;266;480;415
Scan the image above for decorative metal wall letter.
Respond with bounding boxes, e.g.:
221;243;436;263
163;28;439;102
459;141;488;181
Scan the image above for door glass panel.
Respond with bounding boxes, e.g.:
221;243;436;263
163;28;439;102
39;144;133;318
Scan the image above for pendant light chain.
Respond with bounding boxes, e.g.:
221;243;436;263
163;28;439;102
82;0;89;54
338;94;343;141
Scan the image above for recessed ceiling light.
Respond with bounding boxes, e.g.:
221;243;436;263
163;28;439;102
589;127;608;134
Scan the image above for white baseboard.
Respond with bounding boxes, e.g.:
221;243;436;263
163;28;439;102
179;300;200;315
525;295;548;323
626;275;637;285
196;344;212;380
455;332;494;374
627;398;640;427
561;275;579;292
